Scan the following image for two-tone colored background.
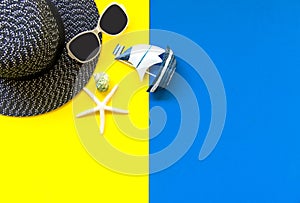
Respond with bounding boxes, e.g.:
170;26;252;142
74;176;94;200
1;0;300;202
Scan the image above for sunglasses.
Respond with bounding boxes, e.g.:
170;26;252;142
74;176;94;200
67;3;128;63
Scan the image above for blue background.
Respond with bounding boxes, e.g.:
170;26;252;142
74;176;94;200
150;0;300;202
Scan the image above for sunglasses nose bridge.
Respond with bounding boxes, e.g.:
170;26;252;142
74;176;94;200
94;24;102;34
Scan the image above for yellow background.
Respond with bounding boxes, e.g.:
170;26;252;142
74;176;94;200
0;0;149;202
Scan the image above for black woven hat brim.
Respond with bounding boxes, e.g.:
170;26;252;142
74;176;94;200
0;0;100;116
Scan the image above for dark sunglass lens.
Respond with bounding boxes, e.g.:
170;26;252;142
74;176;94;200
69;33;100;62
100;4;128;35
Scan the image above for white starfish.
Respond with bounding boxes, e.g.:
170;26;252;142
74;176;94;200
76;85;129;134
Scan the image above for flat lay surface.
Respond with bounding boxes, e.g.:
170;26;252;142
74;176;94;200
1;0;300;202
150;0;300;202
0;0;149;202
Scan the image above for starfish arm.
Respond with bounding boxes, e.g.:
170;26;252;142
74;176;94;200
83;88;101;105
103;84;119;104
100;109;105;135
76;107;99;118
104;106;129;114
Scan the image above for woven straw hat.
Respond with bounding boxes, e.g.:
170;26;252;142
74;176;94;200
0;0;100;116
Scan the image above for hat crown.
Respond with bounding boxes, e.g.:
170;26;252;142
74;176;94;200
0;0;62;79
